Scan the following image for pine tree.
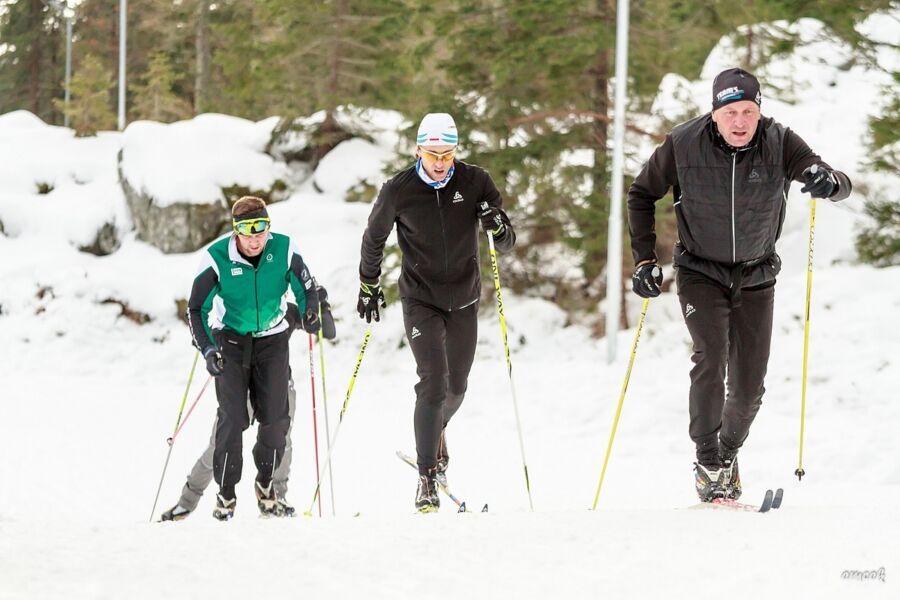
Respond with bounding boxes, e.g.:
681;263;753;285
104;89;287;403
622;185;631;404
0;0;65;122
54;54;116;136
131;51;192;122
72;0;197;123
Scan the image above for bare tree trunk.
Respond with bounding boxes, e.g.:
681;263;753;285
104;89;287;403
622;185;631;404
27;0;43;115
315;0;347;164
195;0;211;114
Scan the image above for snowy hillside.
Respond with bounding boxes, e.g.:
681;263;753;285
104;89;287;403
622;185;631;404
1;15;898;600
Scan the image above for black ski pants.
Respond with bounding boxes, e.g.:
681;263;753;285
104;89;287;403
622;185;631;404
211;328;291;494
676;268;775;463
401;298;478;474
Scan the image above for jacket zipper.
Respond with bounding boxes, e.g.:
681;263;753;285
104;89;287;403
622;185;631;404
730;152;737;266
435;189;452;310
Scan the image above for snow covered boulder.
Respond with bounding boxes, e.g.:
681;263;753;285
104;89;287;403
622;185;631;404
0;110;121;195
0;111;128;253
270;107;405;198
118;114;288;254
313;137;396;199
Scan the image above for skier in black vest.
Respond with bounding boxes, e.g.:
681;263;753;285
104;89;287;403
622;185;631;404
627;68;851;502
358;113;516;512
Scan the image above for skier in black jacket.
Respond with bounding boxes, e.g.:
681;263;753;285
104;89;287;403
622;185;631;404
358;112;516;512
627;68;851;502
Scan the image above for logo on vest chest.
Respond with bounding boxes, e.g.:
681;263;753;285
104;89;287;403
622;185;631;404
231;267;243;276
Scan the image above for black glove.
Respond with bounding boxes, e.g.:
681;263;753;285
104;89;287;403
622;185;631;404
285;302;300;330
317;285;337;340
478;202;506;236
301;308;321;334
800;164;837;199
357;281;386;323
631;263;663;298
203;345;225;377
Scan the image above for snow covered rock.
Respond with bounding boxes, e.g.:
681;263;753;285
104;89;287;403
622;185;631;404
118;114;288;254
0;110;121;195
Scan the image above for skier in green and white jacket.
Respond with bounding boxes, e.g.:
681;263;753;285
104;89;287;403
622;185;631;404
187;195;321;520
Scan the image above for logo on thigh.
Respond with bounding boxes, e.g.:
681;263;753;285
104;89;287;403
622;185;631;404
684;303;696;318
410;326;422;340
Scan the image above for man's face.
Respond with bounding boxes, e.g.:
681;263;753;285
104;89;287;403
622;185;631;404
417;144;456;181
712;100;761;148
235;230;267;257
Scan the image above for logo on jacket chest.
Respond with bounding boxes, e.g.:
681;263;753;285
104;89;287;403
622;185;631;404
231;267;244;276
747;168;761;183
452;191;464;203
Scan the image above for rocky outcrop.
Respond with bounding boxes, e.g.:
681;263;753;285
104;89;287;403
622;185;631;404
118;150;230;254
78;222;121;256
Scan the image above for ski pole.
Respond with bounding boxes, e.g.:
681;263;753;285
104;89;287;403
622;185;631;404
167;375;212;445
796;196;817;481
149;352;200;522
592;298;650;510
317;307;337;516
483;216;534;512
308;333;323;516
304;327;372;516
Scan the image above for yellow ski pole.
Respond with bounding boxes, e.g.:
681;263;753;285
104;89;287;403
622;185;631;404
149;351;200;522
796;197;817;481
484;216;534;512
317;305;336;516
592;298;650;510
304;328;372;516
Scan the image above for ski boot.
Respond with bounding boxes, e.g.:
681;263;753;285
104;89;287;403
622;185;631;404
213;493;236;521
276;496;296;518
160;504;191;522
436;432;449;489
255;480;284;518
415;472;440;513
720;445;742;501
694;461;728;502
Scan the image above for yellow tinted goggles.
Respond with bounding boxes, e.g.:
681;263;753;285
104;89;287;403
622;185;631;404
420;148;457;163
233;217;271;236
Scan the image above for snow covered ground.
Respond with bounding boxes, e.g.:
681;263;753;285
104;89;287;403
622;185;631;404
1;14;899;600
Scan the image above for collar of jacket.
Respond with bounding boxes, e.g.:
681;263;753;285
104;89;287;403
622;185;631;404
228;232;272;266
705;114;762;155
415;158;456;189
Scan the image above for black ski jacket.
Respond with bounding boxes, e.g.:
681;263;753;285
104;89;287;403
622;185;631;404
628;114;851;289
360;161;515;311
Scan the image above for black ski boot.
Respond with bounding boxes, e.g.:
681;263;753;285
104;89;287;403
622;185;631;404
694;460;728;502
160;504;191;522
415;472;440;513
213;493;236;521
255;480;283;518
720;444;742;500
436;432;449;489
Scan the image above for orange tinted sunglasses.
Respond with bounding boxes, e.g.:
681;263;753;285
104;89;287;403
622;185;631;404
420;148;457;163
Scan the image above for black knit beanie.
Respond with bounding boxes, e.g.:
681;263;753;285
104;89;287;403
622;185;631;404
712;68;761;110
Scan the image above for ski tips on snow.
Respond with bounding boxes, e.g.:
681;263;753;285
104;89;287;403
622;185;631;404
771;488;784;509
704;488;784;513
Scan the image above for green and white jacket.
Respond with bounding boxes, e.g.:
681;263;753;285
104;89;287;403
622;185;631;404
187;232;318;352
